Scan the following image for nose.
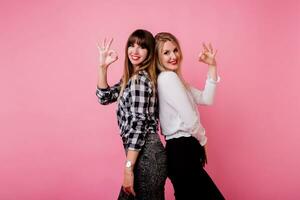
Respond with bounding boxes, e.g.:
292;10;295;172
132;46;139;54
170;52;176;60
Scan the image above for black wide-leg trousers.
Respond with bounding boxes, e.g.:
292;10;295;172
166;136;225;200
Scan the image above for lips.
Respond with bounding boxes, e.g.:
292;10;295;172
169;60;177;65
130;55;141;61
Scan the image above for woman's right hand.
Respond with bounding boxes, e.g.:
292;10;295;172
97;38;118;69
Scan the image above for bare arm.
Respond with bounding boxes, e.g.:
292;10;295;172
122;150;139;196
97;67;109;89
95;38;121;105
208;65;217;81
97;38;118;88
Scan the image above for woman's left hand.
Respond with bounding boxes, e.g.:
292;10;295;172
122;168;136;196
199;43;217;66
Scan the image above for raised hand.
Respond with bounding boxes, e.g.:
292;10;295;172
97;38;118;68
199;43;217;66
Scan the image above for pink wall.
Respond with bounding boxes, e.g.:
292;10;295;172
1;0;300;199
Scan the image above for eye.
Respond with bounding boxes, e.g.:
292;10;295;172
140;44;147;49
174;48;178;53
163;50;169;55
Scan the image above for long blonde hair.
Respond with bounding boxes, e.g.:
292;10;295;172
154;32;188;88
119;29;157;97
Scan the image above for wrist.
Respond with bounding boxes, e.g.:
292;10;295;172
208;63;217;68
99;64;108;70
124;160;134;171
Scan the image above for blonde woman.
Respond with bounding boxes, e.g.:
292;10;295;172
155;32;224;199
96;29;167;199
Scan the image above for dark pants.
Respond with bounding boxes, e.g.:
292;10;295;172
118;133;168;200
166;136;225;200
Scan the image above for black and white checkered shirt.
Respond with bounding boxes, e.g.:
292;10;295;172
96;70;158;151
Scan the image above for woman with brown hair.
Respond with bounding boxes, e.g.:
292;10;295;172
96;29;167;199
155;32;225;199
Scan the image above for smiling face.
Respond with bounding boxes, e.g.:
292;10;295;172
159;40;181;71
127;42;148;68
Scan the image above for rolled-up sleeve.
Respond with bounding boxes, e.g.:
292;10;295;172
126;77;152;151
96;82;121;105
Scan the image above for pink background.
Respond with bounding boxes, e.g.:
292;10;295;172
1;0;300;199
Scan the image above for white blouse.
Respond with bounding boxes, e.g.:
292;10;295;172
157;71;220;146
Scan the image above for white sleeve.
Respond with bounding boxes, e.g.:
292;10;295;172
158;71;198;132
189;75;220;105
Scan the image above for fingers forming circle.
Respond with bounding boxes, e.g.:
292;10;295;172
97;44;105;51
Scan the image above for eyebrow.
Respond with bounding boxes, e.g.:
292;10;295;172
163;47;177;52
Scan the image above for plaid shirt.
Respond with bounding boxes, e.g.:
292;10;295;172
96;70;158;151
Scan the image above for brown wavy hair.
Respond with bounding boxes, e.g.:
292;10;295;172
119;29;157;97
